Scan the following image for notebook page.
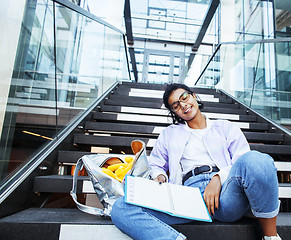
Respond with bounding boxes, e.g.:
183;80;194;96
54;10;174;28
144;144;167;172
169;184;211;221
126;176;171;213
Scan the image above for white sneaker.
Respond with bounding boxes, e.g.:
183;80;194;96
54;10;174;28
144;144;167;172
263;234;282;240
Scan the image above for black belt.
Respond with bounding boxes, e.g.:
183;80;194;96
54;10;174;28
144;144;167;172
182;165;219;185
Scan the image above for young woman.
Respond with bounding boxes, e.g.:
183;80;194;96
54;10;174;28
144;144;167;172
111;83;281;240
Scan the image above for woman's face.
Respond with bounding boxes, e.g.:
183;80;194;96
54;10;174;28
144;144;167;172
168;88;199;122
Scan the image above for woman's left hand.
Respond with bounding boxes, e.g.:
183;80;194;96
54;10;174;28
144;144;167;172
203;175;222;215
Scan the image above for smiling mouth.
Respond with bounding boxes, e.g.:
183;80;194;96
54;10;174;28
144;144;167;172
184;106;192;114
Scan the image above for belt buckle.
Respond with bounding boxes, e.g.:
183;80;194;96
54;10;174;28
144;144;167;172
204;165;213;174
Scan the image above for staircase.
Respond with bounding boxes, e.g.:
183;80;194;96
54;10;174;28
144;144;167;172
1;81;291;240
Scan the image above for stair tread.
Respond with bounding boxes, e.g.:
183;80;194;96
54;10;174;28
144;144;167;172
100;104;247;115
93;112;257;124
109;93;233;104
1;208;290;225
58;151;94;163
114;88;226;100
74;132;283;147
85;121;269;134
1;208;290;240
250;144;291;155
120;82;221;95
0;208;109;224
104;98;240;109
33;175;90;193
71;134;291;155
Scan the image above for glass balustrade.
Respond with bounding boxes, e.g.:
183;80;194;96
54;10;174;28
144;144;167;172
0;0;129;188
195;39;291;131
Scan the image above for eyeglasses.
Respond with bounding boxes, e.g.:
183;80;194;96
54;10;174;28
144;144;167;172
170;91;192;112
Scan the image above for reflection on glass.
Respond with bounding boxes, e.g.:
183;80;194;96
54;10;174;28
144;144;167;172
0;0;129;186
196;40;291;131
0;0;55;184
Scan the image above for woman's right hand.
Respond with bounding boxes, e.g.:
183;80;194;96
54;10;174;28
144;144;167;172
154;174;166;183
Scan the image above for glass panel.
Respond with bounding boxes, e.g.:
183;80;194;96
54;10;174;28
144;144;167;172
194;40;291;131
220;0;274;42
0;0;129;187
0;0;55;183
54;4;104;128
101;27;125;93
54;2;129;131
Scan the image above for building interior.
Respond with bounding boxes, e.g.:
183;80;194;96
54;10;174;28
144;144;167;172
0;0;291;239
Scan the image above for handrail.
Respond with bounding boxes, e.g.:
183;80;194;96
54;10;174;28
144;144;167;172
194;37;291;85
53;0;125;35
0;81;119;204
220;37;291;45
219;88;291;138
194;44;221;85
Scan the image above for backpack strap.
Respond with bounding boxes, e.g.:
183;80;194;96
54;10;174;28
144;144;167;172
70;158;105;216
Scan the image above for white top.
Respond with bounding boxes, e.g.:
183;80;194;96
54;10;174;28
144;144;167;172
181;118;215;176
180;117;228;185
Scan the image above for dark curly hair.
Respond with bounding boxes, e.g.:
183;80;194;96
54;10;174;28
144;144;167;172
163;83;204;124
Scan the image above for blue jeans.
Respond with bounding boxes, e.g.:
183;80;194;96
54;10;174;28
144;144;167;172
111;151;280;240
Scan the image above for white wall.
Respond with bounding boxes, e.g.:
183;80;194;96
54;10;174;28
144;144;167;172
0;0;27;136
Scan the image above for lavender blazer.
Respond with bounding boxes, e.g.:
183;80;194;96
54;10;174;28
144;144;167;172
149;119;250;185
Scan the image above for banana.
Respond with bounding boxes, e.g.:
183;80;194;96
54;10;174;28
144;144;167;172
107;163;128;172
102;168;116;179
102;156;134;182
125;156;134;163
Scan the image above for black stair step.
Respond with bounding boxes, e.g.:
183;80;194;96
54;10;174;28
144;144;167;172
74;134;152;148
93;112;257;124
57;145;291;169
0;208;113;240
104;98;163;108
250;144;291;155
85;121;159;135
59;139;291;166
115;86;223;98
57;151;92;163
120;82;222;95
1;208;290;240
74;133;282;148
93;112;171;125
33;175;89;193
33;174;291;196
120;81;167;90
109;94;233;104
105;97;240;109
109;94;163;103
100;104;247;115
57;150;136;164
111;91;234;104
244;132;284;143
85;122;269;135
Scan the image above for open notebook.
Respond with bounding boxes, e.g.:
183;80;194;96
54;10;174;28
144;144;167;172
125;176;212;222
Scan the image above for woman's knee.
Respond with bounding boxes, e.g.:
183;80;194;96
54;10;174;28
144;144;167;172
234;151;278;188
236;151;276;172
